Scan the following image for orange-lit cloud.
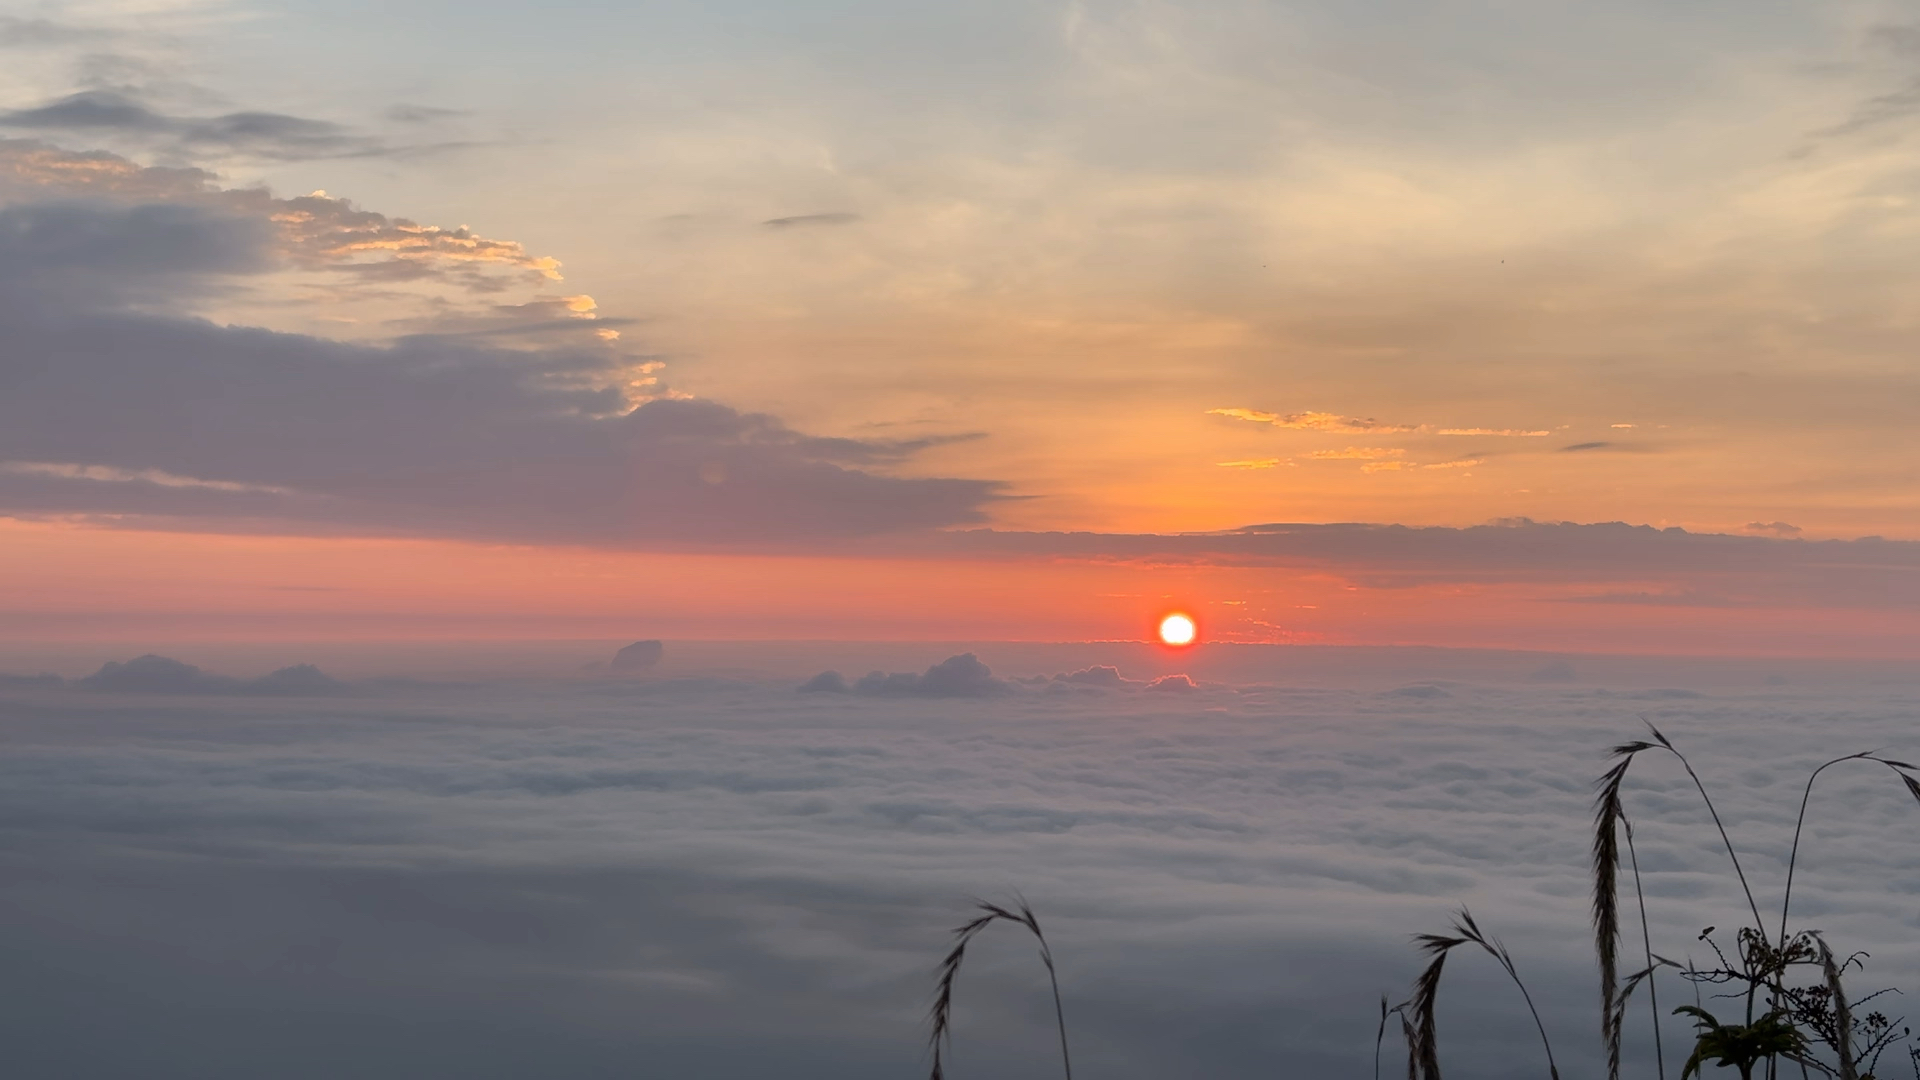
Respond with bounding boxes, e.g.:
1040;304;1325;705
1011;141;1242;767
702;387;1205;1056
1305;447;1404;461
1207;408;1414;434
1210;408;1548;438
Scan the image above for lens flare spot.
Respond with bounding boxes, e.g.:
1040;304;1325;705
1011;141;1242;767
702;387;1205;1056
1158;613;1197;646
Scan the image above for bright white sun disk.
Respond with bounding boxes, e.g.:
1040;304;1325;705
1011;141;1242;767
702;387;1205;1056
1158;613;1196;646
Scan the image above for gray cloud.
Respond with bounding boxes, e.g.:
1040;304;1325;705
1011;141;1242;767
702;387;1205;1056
920;521;1920;610
0;178;1002;545
384;104;468;124
762;213;860;228
72;654;345;695
0;199;268;306
1559;441;1611;452
803;653;1008;697
0;90;388;161
0;313;1004;542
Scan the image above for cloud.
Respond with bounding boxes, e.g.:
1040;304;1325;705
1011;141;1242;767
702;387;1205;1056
922;520;1920;612
797;670;852;693
1553;590;1747;608
0;198;268;306
1207;408;1414;434
1746;521;1803;536
384;104;468;124
1306;447;1404;461
1209;408;1549;437
761;213;860;228
0;323;1004;541
611;641;665;672
1055;664;1125;687
0;147;1003;546
7;656;1919;1078
76;654;344;695
1559;441;1610;452
1806;25;1920;141
814;653;1008;697
1214;458;1287;469
0;90;390;161
1143;673;1197;692
0;139;580;357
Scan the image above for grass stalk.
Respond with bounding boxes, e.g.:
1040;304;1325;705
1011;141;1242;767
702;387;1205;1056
1813;933;1858;1080
1641;722;1768;946
1407;932;1456;1080
927;898;1072;1080
1778;753;1874;946
1626;819;1667;1080
1595;740;1651;1079
1407;909;1559;1080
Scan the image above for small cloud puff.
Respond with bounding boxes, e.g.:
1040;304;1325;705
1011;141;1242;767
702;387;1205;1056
1056;664;1126;688
1016;664;1136;692
799;653;1006;697
1144;673;1199;692
611;640;665;672
1745;521;1803;536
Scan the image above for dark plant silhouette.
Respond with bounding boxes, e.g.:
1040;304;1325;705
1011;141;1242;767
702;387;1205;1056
1674;1005;1806;1080
1391;723;1920;1079
1388;908;1560;1080
927;898;1072;1080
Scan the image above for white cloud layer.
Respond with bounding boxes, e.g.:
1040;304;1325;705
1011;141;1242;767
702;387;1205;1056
4;646;1919;1078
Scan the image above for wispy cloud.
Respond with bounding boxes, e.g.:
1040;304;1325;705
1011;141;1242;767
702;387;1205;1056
1206;408;1414;434
762;212;860;228
0;90;394;162
1209;408;1547;437
1305;447;1404;461
0;460;290;494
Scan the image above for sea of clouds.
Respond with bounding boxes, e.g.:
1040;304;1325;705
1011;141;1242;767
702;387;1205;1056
4;642;1919;1079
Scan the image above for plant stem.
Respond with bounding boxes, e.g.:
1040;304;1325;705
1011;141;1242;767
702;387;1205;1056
1626;820;1666;1080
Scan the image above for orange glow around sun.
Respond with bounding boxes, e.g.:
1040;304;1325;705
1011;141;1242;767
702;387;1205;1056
1158;612;1197;646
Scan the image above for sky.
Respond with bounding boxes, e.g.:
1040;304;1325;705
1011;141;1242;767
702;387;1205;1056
3;0;1920;651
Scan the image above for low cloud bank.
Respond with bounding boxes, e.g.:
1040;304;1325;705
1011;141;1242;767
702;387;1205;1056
10;654;349;696
804;657;1204;696
800;653;1007;697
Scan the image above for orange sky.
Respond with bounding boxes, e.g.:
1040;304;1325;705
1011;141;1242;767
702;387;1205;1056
8;519;1920;657
3;3;1919;656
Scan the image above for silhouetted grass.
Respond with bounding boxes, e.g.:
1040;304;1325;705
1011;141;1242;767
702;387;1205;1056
927;898;1071;1080
1472;724;1919;1079
923;723;1920;1077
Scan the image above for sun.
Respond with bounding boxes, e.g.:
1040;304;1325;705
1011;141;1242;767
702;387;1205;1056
1157;612;1197;647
